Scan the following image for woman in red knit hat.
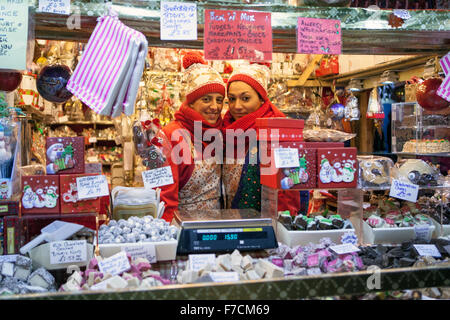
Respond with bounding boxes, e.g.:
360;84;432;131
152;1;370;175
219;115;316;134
223;62;300;213
159;52;226;222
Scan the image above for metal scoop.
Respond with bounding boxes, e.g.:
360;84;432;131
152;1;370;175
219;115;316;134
19;220;84;255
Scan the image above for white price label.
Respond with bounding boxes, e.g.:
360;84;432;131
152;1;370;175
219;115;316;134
121;243;156;263
142;166;174;189
188;254;216;272
161;2;197;41
414;224;432;242
329;243;360;255
98;251;131;276
389;179;419;202
209;272;239;283
89;137;97;143
273;148;300;169
76;175;109;200
413;244;441;258
87;156;99;163
49;240;87;265
38;0;71;15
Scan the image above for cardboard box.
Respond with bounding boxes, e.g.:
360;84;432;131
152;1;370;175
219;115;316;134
60;174;101;214
317;148;358;189
21;175;60;215
256;118;304;142
46;137;85;174
260;147;317;190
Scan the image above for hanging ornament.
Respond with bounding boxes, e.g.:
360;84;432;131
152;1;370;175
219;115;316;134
36;64;73;103
344;94;360;121
329;103;345;121
366;88;384;119
415;77;450;112
0;71;22;92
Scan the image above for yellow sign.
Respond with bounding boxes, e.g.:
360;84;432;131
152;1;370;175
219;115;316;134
243;228;262;232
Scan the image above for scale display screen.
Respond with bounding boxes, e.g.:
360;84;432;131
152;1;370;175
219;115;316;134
177;226;278;254
197;228;267;241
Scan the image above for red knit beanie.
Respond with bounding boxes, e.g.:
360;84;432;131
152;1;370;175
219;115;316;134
182;52;226;104
227;62;271;101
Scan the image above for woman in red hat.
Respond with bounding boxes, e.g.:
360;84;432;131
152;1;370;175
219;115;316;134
159;52;226;222
222;62;300;213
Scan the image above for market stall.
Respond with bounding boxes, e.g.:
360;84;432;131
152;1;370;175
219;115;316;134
0;0;449;300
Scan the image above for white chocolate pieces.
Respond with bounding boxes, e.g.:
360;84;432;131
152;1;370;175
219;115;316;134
59;255;171;292
177;250;285;284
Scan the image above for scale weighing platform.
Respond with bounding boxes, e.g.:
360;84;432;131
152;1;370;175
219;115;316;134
174;209;278;254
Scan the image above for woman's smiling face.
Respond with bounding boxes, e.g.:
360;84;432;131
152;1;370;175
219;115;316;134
190;93;224;124
227;81;263;120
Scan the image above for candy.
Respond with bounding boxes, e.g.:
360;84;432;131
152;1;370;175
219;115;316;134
28;268;55;289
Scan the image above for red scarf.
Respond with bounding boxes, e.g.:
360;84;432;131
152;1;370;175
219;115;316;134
222;100;285;158
174;102;223;151
223;100;285;131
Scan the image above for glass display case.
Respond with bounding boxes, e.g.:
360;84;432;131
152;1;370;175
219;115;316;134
391;102;450;156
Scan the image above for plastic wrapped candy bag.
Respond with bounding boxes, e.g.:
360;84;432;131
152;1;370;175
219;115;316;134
393;159;443;187
357;155;394;188
344;95;360;121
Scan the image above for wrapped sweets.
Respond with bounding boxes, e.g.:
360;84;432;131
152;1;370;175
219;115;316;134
98;216;178;244
60;255;172;292
282;213;352;231
268;239;365;276
0;256;56;295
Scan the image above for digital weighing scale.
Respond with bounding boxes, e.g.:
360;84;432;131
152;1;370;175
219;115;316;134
175;209;278;254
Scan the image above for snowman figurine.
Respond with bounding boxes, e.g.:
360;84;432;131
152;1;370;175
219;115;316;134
342;160;356;183
33;188;46;208
44;186;59;208
331;160;343;183
319;159;334;184
22;185;37;209
46;143;65;174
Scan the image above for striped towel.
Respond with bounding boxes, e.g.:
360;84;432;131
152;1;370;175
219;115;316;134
67;15;148;117
437;52;450;102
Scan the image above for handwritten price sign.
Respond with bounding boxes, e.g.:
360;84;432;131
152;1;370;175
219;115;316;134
76;175;109;200
0;0;28;70
297;18;341;55
161;2;197;40
273;148;300;169
204;9;272;61
38;0;71;15
49;240;87;265
142;166;174;189
389;179;419;202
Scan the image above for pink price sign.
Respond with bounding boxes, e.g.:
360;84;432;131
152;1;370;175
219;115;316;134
297;18;341;55
204;9;272;61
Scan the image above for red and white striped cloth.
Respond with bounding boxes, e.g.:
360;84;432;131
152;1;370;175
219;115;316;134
437;52;450;102
67;15;148;117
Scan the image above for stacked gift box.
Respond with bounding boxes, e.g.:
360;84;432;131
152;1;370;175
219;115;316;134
11;137;103;254
256;118;358;190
